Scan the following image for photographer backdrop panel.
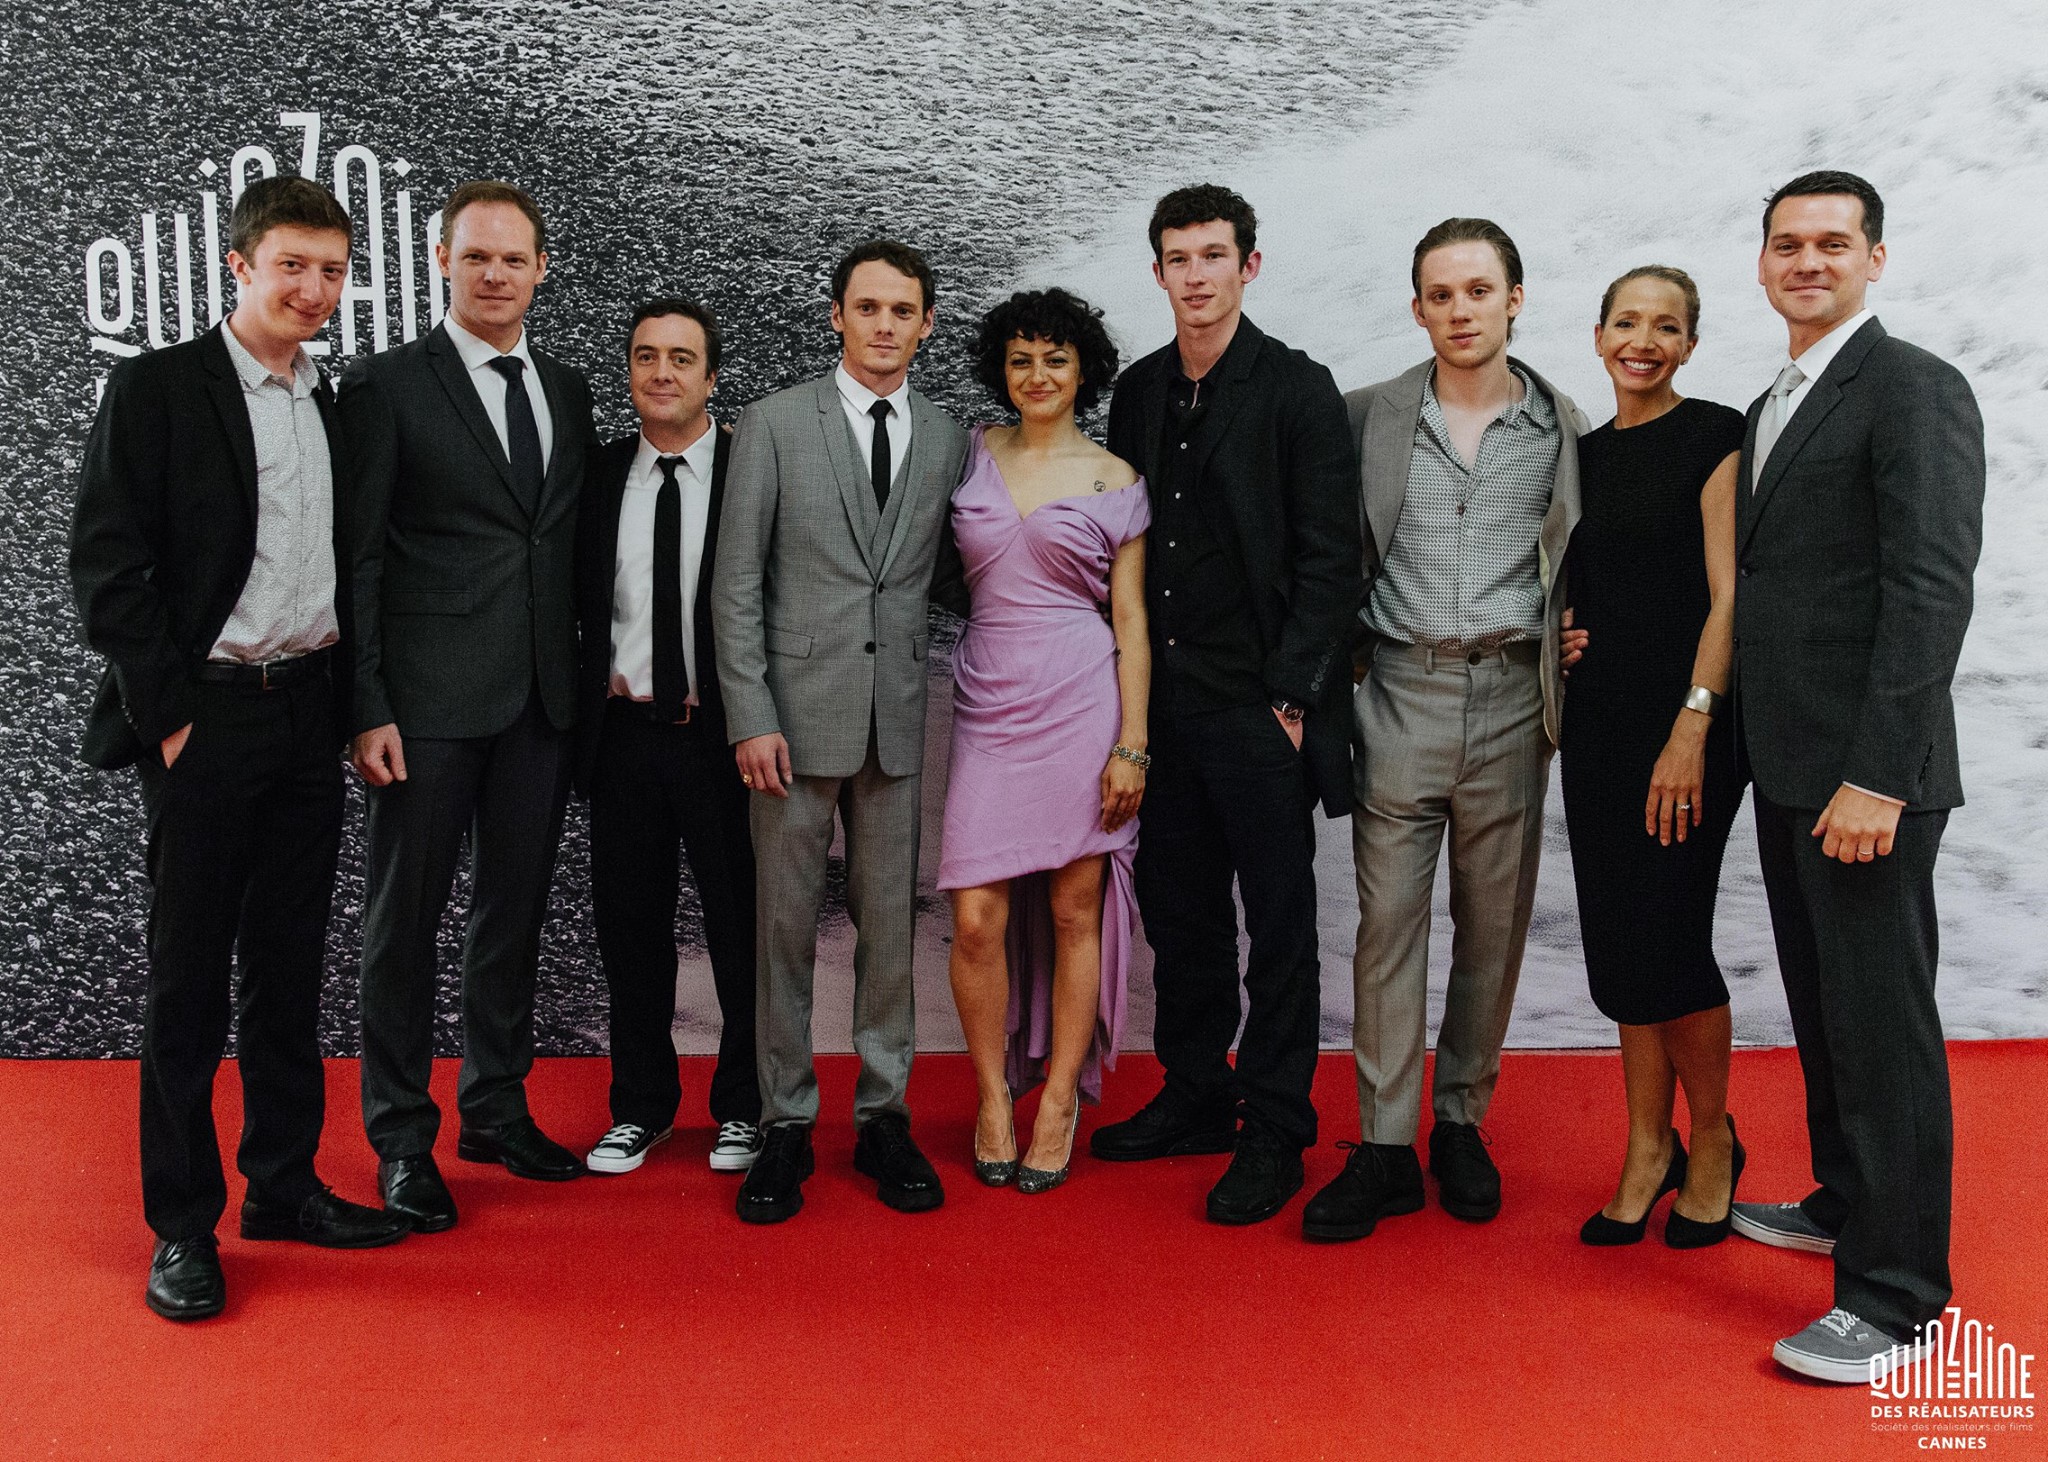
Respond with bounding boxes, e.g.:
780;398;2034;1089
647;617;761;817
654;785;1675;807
1;0;2039;1059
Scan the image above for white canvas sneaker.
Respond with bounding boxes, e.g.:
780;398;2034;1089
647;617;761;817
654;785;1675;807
710;1121;765;1172
585;1123;672;1175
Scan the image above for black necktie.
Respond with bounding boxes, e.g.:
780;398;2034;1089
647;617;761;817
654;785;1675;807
651;455;688;722
489;355;544;513
868;399;893;512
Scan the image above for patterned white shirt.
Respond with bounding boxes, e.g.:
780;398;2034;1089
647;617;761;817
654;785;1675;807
210;322;339;664
1362;364;1559;646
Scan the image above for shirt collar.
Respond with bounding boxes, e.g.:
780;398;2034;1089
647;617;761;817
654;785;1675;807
835;362;910;418
221;319;316;397
1422;362;1554;431
632;422;718;486
444;312;538;377
1786;308;1874;384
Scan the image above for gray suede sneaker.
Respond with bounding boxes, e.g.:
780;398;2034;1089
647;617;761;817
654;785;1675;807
1773;1308;1930;1384
1731;1200;1837;1254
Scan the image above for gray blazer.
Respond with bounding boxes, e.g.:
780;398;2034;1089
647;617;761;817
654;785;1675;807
712;375;969;779
1346;356;1588;745
1734;318;1983;810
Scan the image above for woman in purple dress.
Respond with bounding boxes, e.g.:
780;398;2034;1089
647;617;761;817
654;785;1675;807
940;288;1150;1194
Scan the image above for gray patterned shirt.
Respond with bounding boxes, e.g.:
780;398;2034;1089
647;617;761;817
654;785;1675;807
211;324;339;664
1362;364;1559;646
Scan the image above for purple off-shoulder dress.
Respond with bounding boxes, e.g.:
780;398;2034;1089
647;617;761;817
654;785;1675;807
937;427;1151;1102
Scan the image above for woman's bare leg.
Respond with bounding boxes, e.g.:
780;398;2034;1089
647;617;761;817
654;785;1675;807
948;883;1014;1163
1603;1022;1680;1221
1025;856;1106;1171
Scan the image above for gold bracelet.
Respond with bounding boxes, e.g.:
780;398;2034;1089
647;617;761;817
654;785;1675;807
1111;744;1151;770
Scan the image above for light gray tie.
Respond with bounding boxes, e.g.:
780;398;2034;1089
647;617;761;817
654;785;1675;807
1751;361;1806;492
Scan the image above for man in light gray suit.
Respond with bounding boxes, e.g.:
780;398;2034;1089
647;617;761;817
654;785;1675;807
1303;219;1586;1244
1725;172;1982;1386
712;240;969;1224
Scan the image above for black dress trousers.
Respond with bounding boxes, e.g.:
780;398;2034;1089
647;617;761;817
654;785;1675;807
133;666;344;1241
589;702;760;1130
1132;699;1322;1150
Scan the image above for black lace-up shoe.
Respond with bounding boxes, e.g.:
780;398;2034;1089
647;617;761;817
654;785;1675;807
736;1123;814;1224
1428;1121;1501;1221
379;1153;457;1233
1205;1125;1304;1225
1301;1141;1426;1241
853;1113;945;1213
241;1186;410;1247
1089;1087;1237;1162
456;1116;585;1180
146;1235;225;1321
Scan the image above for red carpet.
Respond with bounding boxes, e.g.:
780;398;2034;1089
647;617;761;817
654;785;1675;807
0;1046;2041;1459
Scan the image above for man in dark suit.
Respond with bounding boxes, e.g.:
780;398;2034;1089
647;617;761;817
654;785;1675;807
341;180;598;1231
70;177;410;1322
573;298;761;1177
1726;171;1984;1385
1091;185;1360;1226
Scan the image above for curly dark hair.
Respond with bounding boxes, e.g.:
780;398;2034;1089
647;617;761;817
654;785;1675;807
971;288;1120;416
1148;184;1257;263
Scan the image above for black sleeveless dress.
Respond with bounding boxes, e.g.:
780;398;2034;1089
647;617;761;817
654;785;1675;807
1560;397;1747;1025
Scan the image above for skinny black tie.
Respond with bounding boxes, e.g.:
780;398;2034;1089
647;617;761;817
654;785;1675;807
488;355;544;514
868;399;893;512
652;455;688;721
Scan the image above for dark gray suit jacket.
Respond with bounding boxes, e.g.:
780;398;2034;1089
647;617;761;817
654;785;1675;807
1734;317;1983;810
339;322;596;740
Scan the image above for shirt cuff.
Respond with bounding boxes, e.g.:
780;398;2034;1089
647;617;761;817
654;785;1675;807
1843;782;1907;808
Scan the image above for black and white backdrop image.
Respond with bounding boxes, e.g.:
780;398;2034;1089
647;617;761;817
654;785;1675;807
2;0;2041;1060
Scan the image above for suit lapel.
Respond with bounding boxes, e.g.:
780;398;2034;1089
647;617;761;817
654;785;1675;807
1514;358;1583;595
533;351;578;520
1183;319;1263;492
1743;317;1886;550
698;425;732;633
197;327;259;517
874;393;938;582
1364;361;1429;560
814;376;880;576
426;323;520;506
1736;395;1767;545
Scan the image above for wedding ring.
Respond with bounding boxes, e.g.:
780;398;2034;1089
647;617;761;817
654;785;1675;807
1677;802;1691;811
742;774;753;787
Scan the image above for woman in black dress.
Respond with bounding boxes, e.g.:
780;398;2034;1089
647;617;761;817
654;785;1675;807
1559;266;1747;1248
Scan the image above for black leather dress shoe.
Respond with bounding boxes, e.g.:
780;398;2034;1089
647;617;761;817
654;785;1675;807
736;1123;814;1224
1089;1087;1237;1163
379;1153;458;1233
1302;1141;1426;1241
241;1186;411;1248
146;1234;225;1322
1429;1121;1501;1222
1206;1126;1304;1225
854;1113;945;1213
457;1116;585;1181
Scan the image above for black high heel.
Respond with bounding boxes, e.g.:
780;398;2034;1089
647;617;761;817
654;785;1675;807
1579;1128;1688;1246
1665;1114;1745;1249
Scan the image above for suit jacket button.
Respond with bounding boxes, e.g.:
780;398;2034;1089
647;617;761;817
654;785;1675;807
864;641;875;653
1740;565;1753;578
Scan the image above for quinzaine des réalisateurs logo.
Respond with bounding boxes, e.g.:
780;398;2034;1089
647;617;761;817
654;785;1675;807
1868;1306;2035;1452
78;110;447;402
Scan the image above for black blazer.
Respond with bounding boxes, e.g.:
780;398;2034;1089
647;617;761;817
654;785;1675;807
1107;316;1362;817
572;425;733;793
69;326;354;769
1733;318;1984;810
339;322;595;741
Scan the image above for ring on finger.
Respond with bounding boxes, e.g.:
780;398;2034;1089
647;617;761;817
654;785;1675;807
741;774;753;787
1677;801;1692;811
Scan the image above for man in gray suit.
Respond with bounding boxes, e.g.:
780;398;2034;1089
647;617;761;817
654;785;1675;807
712;240;969;1223
342;181;597;1232
1724;172;1983;1385
1303;219;1586;1243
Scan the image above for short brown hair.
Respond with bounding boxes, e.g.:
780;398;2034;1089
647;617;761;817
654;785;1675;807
441;180;546;255
1411;217;1523;298
228;175;351;259
627;296;722;374
1598;265;1701;338
1148;184;1258;264
830;239;935;314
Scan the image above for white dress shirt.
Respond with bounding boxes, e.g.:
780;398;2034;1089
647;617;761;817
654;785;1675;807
833;362;911;488
211;320;339;663
609;425;717;702
443;313;555;470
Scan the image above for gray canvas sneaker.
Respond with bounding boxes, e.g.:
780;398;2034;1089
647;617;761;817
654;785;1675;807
1731;1200;1837;1254
1774;1308;1930;1384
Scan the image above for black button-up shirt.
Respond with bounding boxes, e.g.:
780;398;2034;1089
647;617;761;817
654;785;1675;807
1146;352;1266;714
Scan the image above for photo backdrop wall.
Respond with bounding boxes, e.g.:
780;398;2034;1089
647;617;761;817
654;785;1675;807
3;0;2041;1059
